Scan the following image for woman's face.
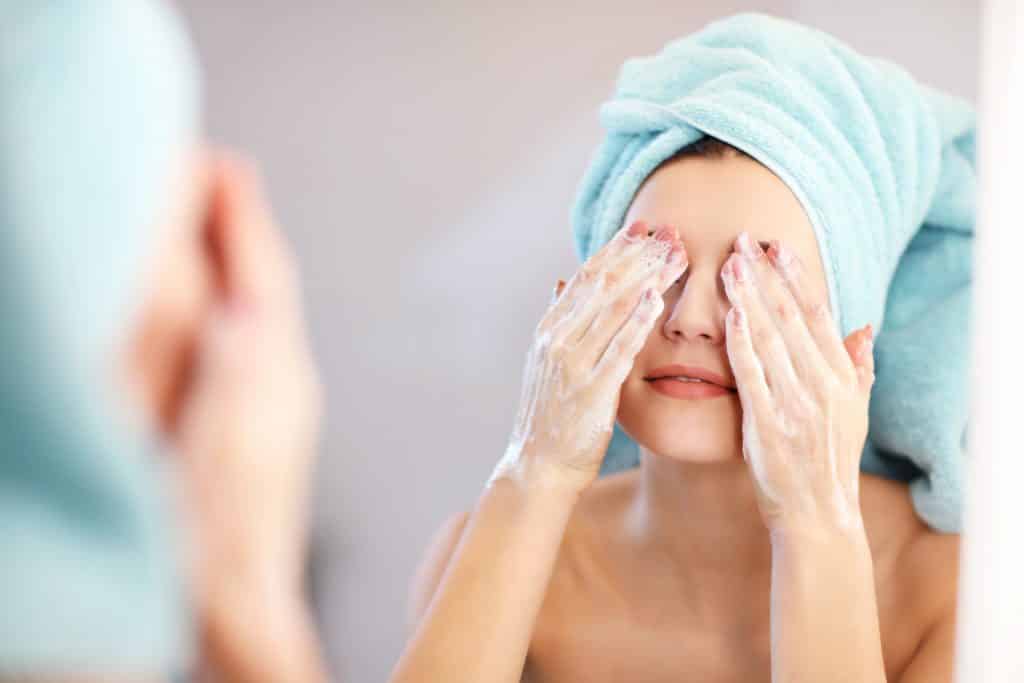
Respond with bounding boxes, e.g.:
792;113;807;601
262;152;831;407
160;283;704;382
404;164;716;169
615;151;829;464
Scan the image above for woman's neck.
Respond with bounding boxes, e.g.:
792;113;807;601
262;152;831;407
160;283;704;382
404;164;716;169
624;445;773;622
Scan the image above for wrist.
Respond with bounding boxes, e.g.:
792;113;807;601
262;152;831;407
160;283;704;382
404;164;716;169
488;445;593;502
768;514;871;562
202;581;324;683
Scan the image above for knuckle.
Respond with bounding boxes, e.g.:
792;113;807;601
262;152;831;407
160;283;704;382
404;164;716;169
606;338;626;358
807;301;830;323
613;296;632;316
794;394;820;421
561;355;585;379
822;373;842;395
535;317;552;335
548;337;567;357
752;324;775;348
775;298;797;321
840;361;860;384
533;330;555;354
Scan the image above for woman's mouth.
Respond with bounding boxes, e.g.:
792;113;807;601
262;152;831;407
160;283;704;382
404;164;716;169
643;364;738;400
645;377;735;399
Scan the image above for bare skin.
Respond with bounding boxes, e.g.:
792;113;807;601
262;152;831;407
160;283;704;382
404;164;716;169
395;152;958;683
167;154;329;683
414;471;957;683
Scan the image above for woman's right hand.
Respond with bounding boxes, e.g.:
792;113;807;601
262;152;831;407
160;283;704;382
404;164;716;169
490;220;687;493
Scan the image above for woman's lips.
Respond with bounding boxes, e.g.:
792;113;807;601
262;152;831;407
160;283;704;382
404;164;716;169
646;377;735;400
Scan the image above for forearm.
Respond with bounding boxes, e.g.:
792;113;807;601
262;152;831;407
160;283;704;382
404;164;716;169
390;469;580;683
769;522;887;683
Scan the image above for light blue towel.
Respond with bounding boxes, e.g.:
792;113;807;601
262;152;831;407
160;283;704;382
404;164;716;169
572;13;974;533
0;0;200;673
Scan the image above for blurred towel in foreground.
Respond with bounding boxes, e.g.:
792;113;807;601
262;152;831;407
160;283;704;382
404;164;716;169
0;0;200;674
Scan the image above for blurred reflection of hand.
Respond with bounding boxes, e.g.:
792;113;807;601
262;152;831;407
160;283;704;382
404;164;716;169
176;153;327;683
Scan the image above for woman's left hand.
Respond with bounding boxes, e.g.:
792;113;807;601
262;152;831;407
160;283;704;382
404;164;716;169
177;153;327;682
720;232;875;534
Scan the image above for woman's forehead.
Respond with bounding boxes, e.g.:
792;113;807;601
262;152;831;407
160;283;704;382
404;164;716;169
625;155;812;248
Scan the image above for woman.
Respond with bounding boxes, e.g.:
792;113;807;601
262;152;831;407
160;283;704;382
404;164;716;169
391;13;971;683
0;2;327;680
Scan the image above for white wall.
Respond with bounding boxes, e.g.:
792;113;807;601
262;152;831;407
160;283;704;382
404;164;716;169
956;0;1024;679
175;3;978;680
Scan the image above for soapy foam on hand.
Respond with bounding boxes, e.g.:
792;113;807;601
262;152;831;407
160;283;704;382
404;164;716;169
490;231;675;486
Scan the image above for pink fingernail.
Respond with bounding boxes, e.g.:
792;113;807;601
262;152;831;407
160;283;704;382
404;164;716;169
652;226;675;243
772;242;795;271
624;220;647;239
732;306;746;327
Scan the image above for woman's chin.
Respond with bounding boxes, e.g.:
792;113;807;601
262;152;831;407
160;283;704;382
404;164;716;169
632;434;740;464
661;446;739;464
617;393;742;464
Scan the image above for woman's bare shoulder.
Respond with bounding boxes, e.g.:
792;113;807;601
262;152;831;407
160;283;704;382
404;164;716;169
859;474;960;649
859;473;960;562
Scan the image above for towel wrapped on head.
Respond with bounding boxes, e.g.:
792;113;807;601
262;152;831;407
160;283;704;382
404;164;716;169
572;13;975;533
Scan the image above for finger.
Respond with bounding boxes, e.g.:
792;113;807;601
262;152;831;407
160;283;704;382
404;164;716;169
766;240;856;383
592;287;664;387
545;220;651;321
552;227;682;343
724;306;775;419
551;278;567;303
205;152;298;311
720;252;800;396
575;239;688;364
733;233;833;389
843;324;875;392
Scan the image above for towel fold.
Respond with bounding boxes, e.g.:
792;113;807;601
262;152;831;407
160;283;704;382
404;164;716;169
572;12;975;533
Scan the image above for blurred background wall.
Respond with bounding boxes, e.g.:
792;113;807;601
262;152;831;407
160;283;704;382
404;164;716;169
175;2;978;680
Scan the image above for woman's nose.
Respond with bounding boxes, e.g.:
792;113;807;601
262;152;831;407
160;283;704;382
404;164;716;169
661;266;727;345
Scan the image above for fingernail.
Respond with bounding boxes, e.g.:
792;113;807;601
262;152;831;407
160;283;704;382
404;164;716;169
626;220;648;239
865;323;874;342
653;225;675;243
772;242;795;271
736;231;762;259
550;279;566;303
732;306;746;327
